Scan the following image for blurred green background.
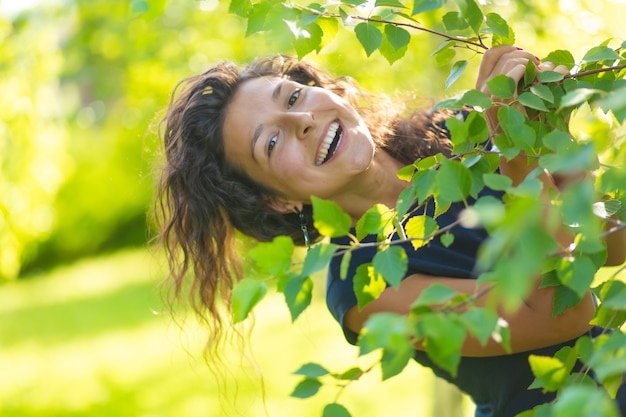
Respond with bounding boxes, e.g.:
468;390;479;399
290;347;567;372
1;0;625;416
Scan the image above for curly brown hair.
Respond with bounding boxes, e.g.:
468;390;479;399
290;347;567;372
154;55;453;343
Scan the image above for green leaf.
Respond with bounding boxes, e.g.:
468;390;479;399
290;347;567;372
336;367;363;380
445;59;468;90
537;71;565;83
323;403;352;417
340;251;352;280
384;24;410;50
405;215;438;250
556;256;596;298
284;275;313;321
229;0;252;17
459;89;492;110
353;264;387;309
375;0;405;6
459;308;499;346
485;12;510;37
440;232;455;247
312;196;352;237
486;74;516;99
552;285;582;317
290;377;322;399
412;0;446;15
559;88;598;108
599;280;626;310
456;0;483;35
355;22;383;57
518;92;549;111
552;385;620;417
286;21;324;59
356;203;394;241
596;86;626;122
528;354;568;392
415;313;465;376
359;313;413;379
542;129;572;152
372;246;408;289
248;236;294;275
245;2;271;36
530;84;555;103
442;11;469;31
300;242;338;277
436;158;472;203
294;362;329;378
582;45;620;63
544;49;576;69
231;279;267;323
412;283;459;309
483;173;512;191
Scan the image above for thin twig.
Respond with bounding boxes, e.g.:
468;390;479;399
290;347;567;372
295;5;487;50
566;63;626;79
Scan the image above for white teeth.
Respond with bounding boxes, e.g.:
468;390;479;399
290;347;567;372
316;121;340;165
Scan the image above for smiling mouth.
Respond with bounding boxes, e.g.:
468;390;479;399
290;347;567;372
316;121;343;166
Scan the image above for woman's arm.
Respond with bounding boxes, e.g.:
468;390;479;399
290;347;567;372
344;273;595;357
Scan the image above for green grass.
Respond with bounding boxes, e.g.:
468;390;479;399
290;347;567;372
0;249;474;417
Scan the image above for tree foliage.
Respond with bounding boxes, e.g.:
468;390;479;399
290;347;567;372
226;0;626;415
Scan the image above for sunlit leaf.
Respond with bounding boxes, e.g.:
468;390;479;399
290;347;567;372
248;236;294;275
405;215;438;250
356;203;394;240
231;279;267;323
353;264;387;309
300;242;338;277
528;354;568;392
312;196;352;237
284;275;314;321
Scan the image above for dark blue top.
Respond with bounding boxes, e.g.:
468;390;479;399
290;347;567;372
325;189;592;417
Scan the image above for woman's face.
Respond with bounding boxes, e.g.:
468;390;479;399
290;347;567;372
222;76;375;207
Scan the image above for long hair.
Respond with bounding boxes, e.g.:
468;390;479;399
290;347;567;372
153;55;453;348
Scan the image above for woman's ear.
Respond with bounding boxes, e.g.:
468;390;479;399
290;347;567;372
268;198;303;214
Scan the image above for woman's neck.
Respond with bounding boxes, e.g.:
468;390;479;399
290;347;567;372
334;150;410;222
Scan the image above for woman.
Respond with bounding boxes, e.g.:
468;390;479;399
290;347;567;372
155;46;626;416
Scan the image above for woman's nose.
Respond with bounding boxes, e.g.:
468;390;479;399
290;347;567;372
289;111;315;140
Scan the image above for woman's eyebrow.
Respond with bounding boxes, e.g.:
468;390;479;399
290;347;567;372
272;80;284;101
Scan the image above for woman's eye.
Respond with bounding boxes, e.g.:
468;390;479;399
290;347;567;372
288;89;301;108
268;135;278;156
